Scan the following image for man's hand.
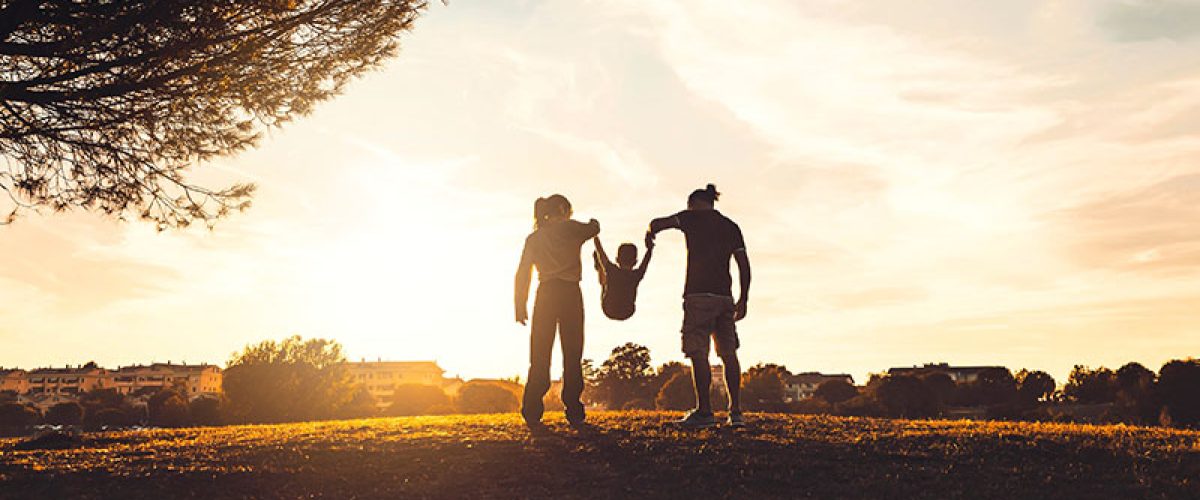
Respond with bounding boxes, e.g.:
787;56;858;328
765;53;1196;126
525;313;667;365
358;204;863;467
734;299;748;321
516;307;529;326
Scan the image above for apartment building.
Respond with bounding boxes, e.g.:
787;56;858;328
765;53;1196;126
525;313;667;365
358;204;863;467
110;363;223;396
785;372;856;402
345;360;452;410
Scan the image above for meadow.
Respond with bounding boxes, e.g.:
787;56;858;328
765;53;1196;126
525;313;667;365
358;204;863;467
1;412;1197;499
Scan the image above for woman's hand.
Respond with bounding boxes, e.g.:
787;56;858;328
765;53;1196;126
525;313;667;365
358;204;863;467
516;307;529;326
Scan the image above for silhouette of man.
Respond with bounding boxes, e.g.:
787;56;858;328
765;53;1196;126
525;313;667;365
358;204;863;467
646;183;751;429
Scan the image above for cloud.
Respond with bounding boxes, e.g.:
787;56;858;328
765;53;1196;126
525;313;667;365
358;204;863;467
1100;1;1200;42
1052;174;1200;274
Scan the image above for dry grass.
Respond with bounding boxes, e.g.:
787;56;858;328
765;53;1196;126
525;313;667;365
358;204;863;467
1;411;1198;499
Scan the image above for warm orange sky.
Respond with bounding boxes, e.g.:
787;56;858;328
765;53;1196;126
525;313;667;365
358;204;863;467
2;1;1199;385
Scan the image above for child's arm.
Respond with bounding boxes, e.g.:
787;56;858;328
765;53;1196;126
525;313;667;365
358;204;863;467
636;241;654;278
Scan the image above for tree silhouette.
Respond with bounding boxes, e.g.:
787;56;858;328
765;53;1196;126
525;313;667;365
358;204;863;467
1064;365;1116;404
1156;359;1200;428
0;0;426;228
655;371;694;411
594;343;654;410
223;335;353;423
1014;369;1056;405
814;379;858;404
741;364;788;411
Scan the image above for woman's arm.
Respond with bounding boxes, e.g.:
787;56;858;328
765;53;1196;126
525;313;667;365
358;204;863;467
593;236;612;267
514;241;534;325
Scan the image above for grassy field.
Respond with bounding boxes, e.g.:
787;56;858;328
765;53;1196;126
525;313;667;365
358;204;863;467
1;411;1198;499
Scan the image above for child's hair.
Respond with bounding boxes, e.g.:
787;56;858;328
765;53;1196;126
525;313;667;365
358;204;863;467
688;183;721;206
533;194;572;230
616;243;638;266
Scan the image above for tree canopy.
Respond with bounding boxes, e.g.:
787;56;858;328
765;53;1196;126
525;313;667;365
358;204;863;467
0;0;426;228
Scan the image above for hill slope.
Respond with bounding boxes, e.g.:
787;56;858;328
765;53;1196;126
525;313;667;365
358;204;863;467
1;412;1198;499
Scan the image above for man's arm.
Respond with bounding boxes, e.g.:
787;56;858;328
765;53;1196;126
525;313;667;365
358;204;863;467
733;249;751;321
514;242;534;325
645;214;681;247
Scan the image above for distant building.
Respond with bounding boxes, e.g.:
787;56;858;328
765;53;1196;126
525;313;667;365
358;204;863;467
784;373;855;402
1;362;222;411
1;369;28;394
23;364;111;396
887;363;1007;384
345;360;453;410
110;363;222;397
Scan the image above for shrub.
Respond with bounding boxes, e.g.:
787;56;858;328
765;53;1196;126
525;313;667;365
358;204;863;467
656;372;695;411
0;403;40;428
189;396;227;426
44;402;84;426
1157;359;1200;428
457;382;519;414
149;389;191;427
388;385;452;416
814;380;858;404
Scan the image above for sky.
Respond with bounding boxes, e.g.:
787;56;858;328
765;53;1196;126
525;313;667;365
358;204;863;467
2;0;1199;385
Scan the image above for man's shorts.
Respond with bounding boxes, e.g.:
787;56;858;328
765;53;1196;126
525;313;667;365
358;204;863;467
680;295;738;358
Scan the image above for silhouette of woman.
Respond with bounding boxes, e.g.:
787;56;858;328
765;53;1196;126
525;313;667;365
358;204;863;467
514;194;599;430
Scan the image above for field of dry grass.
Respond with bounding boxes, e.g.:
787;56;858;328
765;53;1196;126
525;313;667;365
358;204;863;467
1;411;1198;499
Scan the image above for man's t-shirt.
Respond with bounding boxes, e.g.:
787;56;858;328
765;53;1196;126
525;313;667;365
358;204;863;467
673;209;745;297
519;219;600;282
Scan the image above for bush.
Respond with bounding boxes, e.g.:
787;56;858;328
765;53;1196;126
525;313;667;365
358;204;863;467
189;396;226;426
656;372;695;411
149;389;191;427
457;382;519;414
814;380;858;404
388;385;452;416
337;386;379;419
1157;359;1200;428
835;395;884;417
0;403;40;428
742;364;788;412
223;336;354;423
876;375;940;418
44;402;84;426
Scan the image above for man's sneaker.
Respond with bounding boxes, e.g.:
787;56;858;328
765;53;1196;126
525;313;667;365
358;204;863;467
727;412;746;429
674;410;717;429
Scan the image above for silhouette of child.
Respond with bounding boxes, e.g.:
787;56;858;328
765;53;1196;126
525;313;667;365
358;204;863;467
592;236;653;320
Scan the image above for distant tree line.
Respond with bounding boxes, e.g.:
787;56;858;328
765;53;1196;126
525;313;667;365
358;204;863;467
3;338;1196;433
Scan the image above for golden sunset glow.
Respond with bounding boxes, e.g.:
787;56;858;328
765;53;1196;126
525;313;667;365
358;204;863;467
3;0;1199;385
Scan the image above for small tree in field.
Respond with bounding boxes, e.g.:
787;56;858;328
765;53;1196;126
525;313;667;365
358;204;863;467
741;364;788;412
656;371;695;411
1157;359;1200;428
1064;365;1117;404
594;343;654;410
1014;369;1056;405
148;388;191;427
814;379;858;404
337;386;379;419
0;0;428;228
189;396;227;427
388;385;452;416
456;382;519;414
44;402;84;426
223;335;353;423
0;402;39;428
